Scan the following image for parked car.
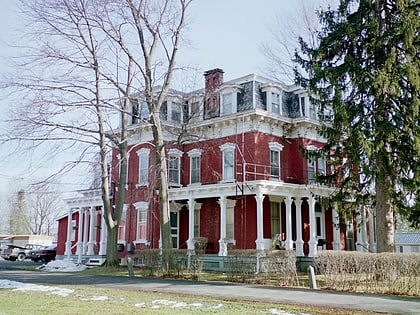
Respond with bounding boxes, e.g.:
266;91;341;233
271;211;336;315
30;246;57;263
0;244;44;261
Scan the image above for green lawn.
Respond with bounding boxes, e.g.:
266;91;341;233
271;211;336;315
0;284;383;315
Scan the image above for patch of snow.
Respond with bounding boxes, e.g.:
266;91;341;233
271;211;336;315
90;295;109;301
37;259;87;272
0;279;73;297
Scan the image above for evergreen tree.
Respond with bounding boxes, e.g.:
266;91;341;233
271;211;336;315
296;0;419;252
8;190;31;235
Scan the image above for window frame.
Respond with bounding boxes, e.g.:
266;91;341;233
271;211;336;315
135;202;149;243
136;148;150;187
188;149;202;185
168;149;183;187
268;142;284;180
220;143;236;182
271;92;280;114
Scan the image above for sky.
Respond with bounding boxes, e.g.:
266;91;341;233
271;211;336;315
0;1;333;203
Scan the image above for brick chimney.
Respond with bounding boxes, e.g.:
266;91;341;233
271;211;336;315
204;68;224;119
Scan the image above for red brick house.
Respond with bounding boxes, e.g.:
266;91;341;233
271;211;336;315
56;69;376;264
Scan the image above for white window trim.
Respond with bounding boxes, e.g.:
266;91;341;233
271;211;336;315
188;148;202;186
220;143;236;183
136;148;150;187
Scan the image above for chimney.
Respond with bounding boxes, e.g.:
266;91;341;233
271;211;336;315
204;68;224;119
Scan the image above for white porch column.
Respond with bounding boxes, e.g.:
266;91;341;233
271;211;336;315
77;209;83;263
82;208;89;254
368;209;377;253
284;196;294;250
218;196;228;256
254;190;265;251
87;206;95;255
65;207;73;259
99;211;107;255
361;207;369;251
308;196;318;257
332;205;341;250
186;198;195;254
294;198;304;256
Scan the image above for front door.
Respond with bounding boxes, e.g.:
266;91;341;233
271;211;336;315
170;212;179;248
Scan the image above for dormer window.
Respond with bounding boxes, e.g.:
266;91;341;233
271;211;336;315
221;93;233;116
261;84;283;115
300;96;306;116
219;85;241;116
171;101;182;123
130;98;149;124
272;92;280;114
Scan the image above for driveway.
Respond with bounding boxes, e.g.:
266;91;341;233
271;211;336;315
0;269;419;314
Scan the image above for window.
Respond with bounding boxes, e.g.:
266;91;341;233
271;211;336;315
136;202;148;241
168;149;182;186
272;92;280;114
308;159;316;181
130;98;139;124
118;206;127;242
137;148;150;186
269;142;283;180
300;96;306;116
317;156;326;176
221;93;233;116
139;101;149;120
220;143;236;182
190;101;200;123
171;102;182;123
315;203;324;238
270;202;281;237
270;150;280;178
160;101;168;121
226;206;234;240
191;156;200;184
188;149;202;184
306;145;318;182
169;156;180;185
194;208;200;238
309;101;317;119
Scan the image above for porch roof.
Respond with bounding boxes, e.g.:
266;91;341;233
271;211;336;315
168;180;334;202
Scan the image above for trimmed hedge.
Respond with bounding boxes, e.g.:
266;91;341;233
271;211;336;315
314;251;420;296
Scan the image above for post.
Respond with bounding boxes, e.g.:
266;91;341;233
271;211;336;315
127;257;135;277
308;265;318;289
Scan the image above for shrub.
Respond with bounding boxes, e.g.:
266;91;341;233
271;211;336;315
224;250;298;286
314;251;420;296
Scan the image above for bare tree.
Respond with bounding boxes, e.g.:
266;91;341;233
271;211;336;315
261;0;336;83
26;182;62;236
3;0;192;266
